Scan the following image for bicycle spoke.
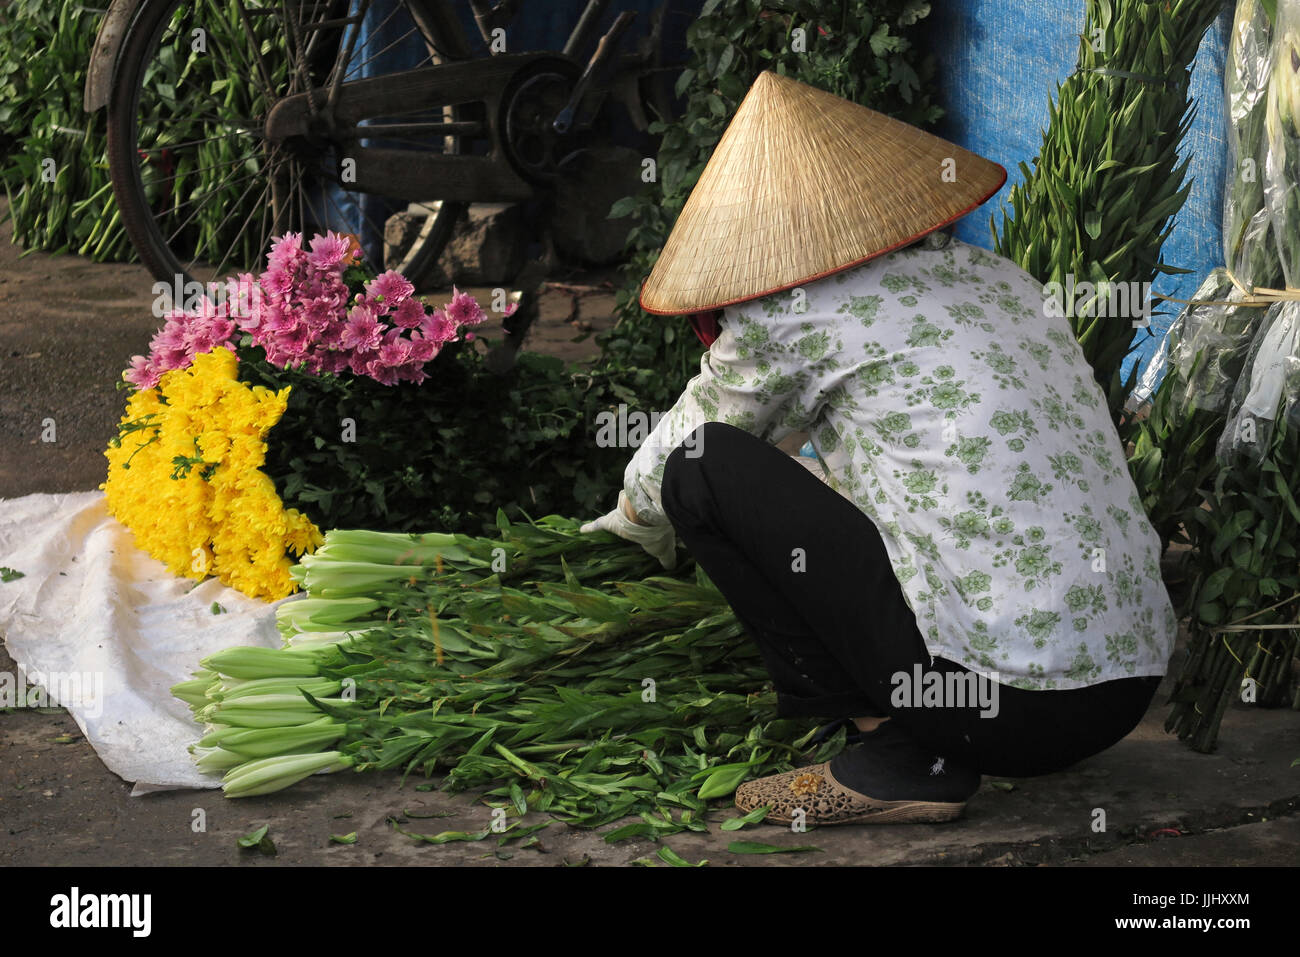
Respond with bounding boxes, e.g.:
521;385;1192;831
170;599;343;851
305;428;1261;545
314;174;392;256
280;0;319;116
336;3;422;81
140;129;261;153
343;24;432;82
140;150;263;190
254;173;274;267
199;177;272;276
163;169;265;246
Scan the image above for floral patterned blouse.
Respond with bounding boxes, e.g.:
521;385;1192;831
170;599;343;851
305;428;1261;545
624;237;1177;691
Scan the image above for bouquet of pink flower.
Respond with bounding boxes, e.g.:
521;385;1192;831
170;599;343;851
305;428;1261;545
124;231;507;390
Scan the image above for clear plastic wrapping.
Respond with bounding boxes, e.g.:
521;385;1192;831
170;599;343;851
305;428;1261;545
1224;0;1281;289
1158;270;1259;417
1219;2;1300;461
1137;1;1279;414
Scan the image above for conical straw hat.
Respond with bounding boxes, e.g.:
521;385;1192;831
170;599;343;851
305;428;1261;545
639;70;1007;315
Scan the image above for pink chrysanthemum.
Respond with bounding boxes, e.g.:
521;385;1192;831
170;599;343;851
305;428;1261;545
341;306;384;352
366;357;401;386
277;323;313;358
124;355;161;391
268;232;304;271
367;270;415;305
259;301;296;334
407;336;439;363
419;309;459;344
262;268;294;298
377;331;412;367
307;231;353;270
391;296;426;329
301;296;338;330
445;285;486;325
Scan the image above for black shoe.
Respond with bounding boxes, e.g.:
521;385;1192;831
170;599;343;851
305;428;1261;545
827;720;981;804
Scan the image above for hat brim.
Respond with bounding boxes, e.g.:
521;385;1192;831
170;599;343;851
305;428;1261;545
638;165;1006;317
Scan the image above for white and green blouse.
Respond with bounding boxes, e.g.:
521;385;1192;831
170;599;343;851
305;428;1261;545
624;237;1177;691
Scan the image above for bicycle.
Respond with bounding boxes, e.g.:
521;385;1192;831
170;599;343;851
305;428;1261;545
85;0;688;299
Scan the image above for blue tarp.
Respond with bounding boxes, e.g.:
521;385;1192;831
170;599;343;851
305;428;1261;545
927;1;1235;387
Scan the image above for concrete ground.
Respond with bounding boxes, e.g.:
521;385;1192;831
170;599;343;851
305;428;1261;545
1;199;1298;868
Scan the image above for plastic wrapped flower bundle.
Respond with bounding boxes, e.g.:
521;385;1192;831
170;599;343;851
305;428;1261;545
1129;0;1283;548
171;516;835;829
103;231;498;600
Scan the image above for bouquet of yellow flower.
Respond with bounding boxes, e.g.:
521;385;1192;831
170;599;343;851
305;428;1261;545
104;349;323;600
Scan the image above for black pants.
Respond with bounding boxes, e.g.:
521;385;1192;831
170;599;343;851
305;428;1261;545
660;422;1160;778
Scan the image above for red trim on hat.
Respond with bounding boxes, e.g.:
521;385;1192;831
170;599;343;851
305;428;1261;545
636;164;1008;317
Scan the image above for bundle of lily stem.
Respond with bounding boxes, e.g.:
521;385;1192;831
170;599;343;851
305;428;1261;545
174;513;846;828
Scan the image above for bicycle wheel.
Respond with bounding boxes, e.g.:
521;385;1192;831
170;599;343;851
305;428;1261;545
106;0;470;289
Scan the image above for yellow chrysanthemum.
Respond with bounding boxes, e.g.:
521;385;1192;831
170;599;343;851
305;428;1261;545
103;347;323;601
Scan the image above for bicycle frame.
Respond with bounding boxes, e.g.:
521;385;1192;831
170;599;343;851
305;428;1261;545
263;50;571;201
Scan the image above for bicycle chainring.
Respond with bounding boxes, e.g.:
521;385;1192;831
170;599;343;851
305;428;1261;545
501;60;585;185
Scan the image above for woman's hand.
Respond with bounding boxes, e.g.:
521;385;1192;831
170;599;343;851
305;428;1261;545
580;491;678;569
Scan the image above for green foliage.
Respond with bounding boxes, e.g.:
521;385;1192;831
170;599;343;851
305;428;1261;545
1;1;295;266
239;342;629;537
1126;356;1228;551
600;0;944;414
1165;416;1300;751
993;0;1226;429
0;4;130;259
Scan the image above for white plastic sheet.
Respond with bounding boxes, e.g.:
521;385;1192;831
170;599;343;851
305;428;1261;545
0;491;289;792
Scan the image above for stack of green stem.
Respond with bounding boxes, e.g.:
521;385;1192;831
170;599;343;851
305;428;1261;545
994;0;1226;427
174;514;846;829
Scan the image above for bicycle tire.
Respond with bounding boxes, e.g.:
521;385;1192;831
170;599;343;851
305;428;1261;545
106;0;468;288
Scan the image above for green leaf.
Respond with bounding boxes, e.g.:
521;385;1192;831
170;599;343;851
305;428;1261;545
715;44;735;80
1197;566;1234;606
237;825;276;855
727;841;823;855
237;824;269;848
694;761;751;800
509;781;528;816
329;832;358;844
390;819;492;845
720;804;771;830
0;567;25;583
604;821;658;843
657;845;707;867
